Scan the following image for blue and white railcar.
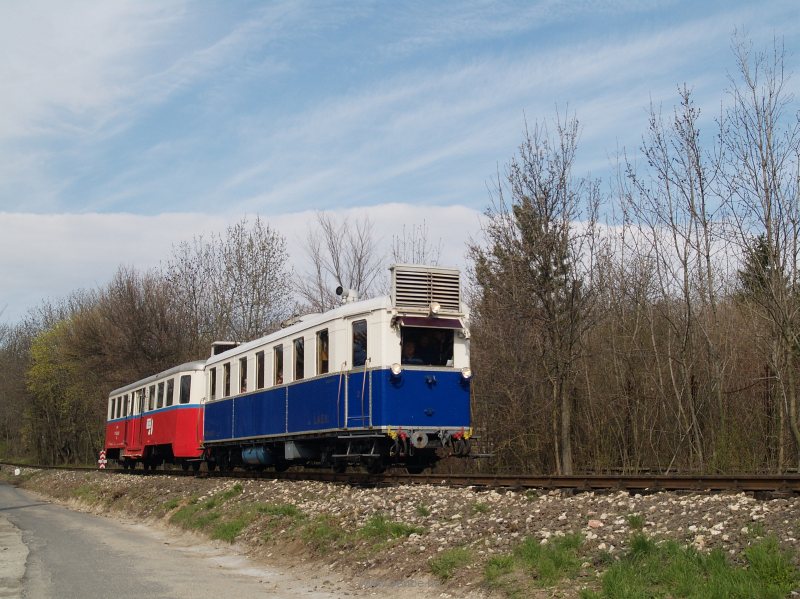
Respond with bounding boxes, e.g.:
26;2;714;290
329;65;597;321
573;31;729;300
202;264;472;473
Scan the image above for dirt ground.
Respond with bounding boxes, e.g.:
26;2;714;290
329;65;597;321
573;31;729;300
4;467;800;597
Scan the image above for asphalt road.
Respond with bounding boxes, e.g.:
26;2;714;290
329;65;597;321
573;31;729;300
0;482;363;599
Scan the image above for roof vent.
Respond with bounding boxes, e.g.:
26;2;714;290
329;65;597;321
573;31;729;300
390;264;461;312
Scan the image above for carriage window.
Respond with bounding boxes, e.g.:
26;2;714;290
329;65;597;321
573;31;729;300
317;329;329;375
122;393;128;417
400;327;454;367
136;389;144;414
352;320;367;367
157;382;164;408
166;378;174;407
108;398;113;420
211;367;218;400
294;337;305;381
256;351;265;389
149;385;156;410
274;345;283;385
239;357;248;393
180;375;191;404
223;362;231;397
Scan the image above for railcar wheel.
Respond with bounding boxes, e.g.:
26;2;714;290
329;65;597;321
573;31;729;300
181;462;189;472
406;464;426;475
192;462;201;473
332;461;347;473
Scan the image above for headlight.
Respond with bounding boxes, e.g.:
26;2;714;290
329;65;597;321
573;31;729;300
429;301;441;315
461;367;472;380
391;363;402;376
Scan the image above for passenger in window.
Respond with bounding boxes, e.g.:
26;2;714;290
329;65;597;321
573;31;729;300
417;333;436;364
402;340;423;365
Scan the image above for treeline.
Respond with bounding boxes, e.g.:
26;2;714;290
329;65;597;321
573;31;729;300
0;214;432;464
470;37;800;474
2;37;799;475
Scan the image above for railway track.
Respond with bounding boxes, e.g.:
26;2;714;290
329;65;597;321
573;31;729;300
4;462;800;495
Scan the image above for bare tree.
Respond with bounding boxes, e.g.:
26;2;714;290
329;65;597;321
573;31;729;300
391;221;443;265
722;35;800;471
297;213;385;312
165;216;293;342
470;114;603;475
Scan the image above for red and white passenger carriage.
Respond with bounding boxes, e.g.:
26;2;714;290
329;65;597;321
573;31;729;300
104;361;206;470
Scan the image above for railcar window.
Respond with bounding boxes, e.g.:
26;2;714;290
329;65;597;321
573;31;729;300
400;326;455;367
223;363;231;397
256;351;265;389
123;394;128;417
148;384;155;411
317;329;329;375
116;396;121;419
294;337;305;381
352;320;367;367
239;357;248;393
274;345;283;385
211;368;218;400
180;375;191;404
137;389;144;414
166;378;174;407
157;382;164;409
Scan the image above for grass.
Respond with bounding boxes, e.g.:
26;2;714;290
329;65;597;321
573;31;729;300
167;485;250;542
473;501;490;514
72;483;101;503
256;502;303;518
302;515;346;550
359;514;423;541
430;547;473;580
580;533;799;599
415;504;431;517
484;532;586;595
626;513;645;530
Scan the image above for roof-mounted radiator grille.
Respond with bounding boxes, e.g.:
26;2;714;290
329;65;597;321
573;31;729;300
391;265;461;312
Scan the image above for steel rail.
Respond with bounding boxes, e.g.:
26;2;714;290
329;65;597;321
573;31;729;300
3;462;800;494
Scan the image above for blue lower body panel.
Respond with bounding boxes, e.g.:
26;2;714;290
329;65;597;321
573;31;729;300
202;367;470;444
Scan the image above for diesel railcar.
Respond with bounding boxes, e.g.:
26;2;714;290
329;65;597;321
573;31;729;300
103;264;472;473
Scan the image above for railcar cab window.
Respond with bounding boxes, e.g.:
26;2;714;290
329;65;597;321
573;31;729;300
352;319;367;367
274;345;283;385
400;327;454;367
180;375;191;404
166;378;174;407
137;389;145;413
223;363;231;397
239;357;248;393
149;384;156;410
123;394;128;417
294;337;304;381
116;397;121;419
211;368;218;400
256;351;265;389
157;382;165;409
317;329;329;375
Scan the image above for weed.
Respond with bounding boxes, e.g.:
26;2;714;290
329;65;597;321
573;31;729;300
594;532;799;598
256;502;303;518
429;547;472;581
747;521;766;538
484;554;515;585
626;513;645;530
514;533;584;586
302;515;346;550
162;498;181;512
211;514;254;543
473;502;490;514
415;504;431;517
359;514;423;541
72;484;99;503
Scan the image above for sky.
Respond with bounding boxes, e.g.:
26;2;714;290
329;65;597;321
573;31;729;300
1;0;798;323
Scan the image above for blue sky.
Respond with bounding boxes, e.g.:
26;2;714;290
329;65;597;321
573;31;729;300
1;0;798;322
